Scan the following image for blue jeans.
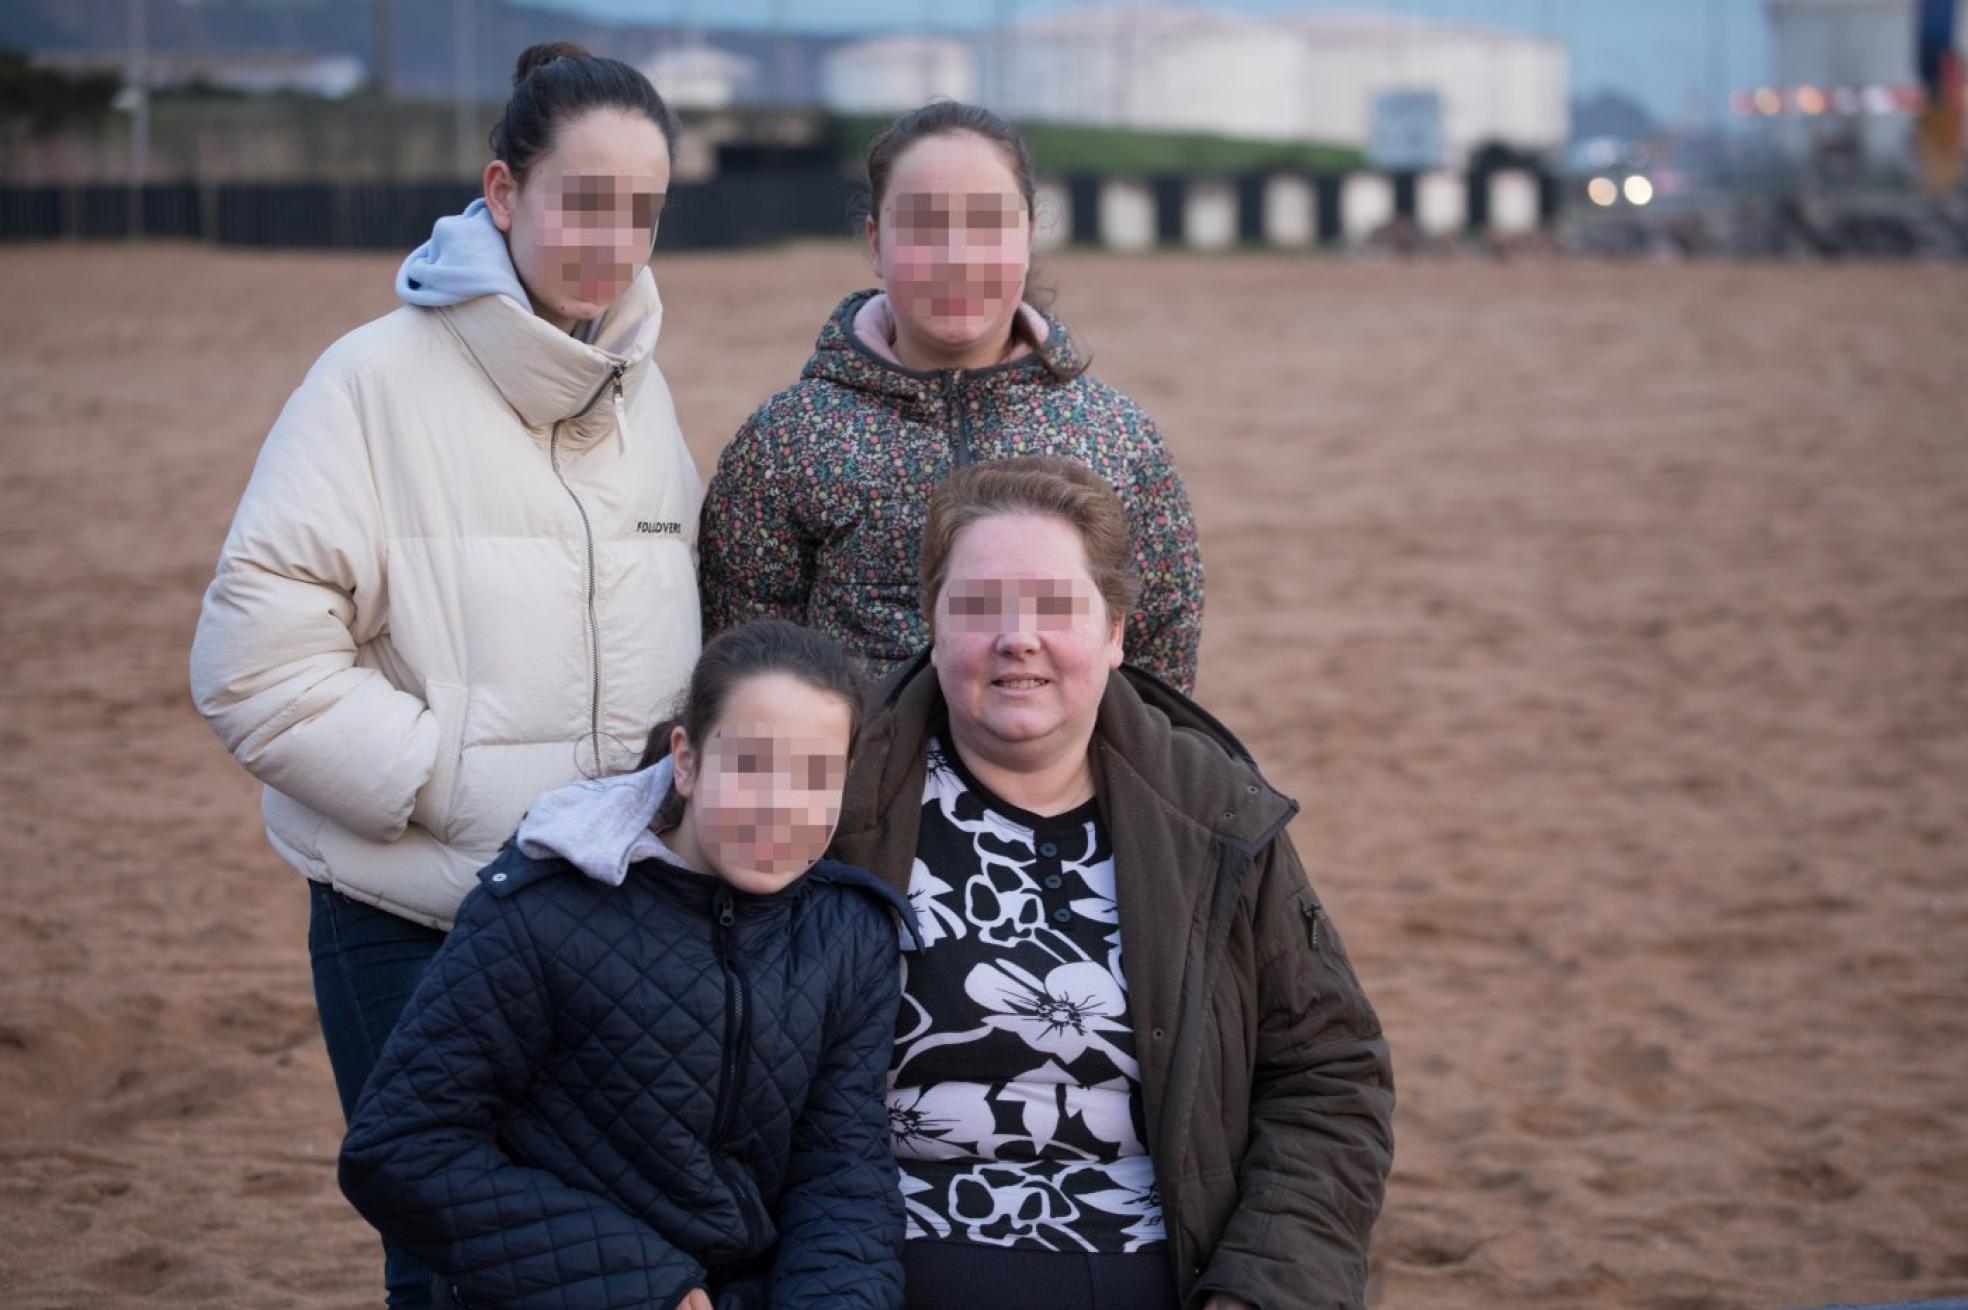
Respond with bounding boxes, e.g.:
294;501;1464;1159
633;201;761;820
308;881;446;1310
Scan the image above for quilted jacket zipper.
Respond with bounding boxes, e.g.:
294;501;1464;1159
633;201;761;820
545;362;624;776
944;368;973;468
710;889;750;1145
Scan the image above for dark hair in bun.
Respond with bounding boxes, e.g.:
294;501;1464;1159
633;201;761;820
490;40;679;181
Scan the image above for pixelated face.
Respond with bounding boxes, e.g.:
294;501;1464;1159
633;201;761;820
931;513;1123;763
484;107;670;331
866;131;1031;358
670;673;854;895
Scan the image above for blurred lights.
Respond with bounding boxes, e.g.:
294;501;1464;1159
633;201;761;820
1623;176;1655;206
1587;177;1619;207
1730;83;1924;117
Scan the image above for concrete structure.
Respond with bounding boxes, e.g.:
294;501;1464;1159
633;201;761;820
1262;174;1319;247
1340;172;1396;244
818;36;976;113
1096;178;1158;251
1415;169;1466;235
1181;178;1239;249
1486;169;1542;236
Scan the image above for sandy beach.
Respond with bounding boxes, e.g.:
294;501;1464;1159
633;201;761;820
1;241;1964;1309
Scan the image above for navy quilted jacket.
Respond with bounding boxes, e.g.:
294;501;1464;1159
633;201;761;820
339;845;913;1310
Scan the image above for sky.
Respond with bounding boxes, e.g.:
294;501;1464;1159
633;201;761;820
526;0;1777;126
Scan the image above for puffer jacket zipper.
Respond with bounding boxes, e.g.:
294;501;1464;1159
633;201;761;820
944;368;973;468
546;362;625;776
708;887;774;1261
710;889;750;1145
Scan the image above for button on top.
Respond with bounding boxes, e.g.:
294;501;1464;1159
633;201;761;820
1052;907;1072;924
1044;874;1064;890
490;872;507;883
1038;841;1059;858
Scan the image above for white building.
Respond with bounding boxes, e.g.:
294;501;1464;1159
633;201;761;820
1282;10;1568;162
981;4;1566;165
1763;0;1967;171
987;7;1305;141
819;36;977;114
36;50;368;99
1768;0;1929;88
642;44;757;111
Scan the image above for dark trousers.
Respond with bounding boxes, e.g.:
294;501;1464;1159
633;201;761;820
308;881;447;1310
903;1240;1182;1310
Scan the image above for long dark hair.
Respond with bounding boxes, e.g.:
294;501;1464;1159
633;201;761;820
490;41;679;182
637;620;865;832
862;100;1088;381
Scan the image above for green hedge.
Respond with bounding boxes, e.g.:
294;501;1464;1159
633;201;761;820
826;112;1363;176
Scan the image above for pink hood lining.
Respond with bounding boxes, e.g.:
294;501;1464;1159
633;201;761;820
851;292;1052;370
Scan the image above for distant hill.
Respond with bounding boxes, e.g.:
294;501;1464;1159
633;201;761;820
0;0;845;104
1570;89;1660;144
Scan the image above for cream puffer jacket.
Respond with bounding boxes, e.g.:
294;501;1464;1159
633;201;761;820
191;268;702;929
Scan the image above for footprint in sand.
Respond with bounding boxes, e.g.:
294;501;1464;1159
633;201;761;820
241;1167;324;1201
83;1243;183;1295
1770;1156;1864;1203
1380;1207;1487;1269
86;1063;255;1135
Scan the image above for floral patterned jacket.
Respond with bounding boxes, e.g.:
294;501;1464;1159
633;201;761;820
830;654;1395;1309
698;289;1204;693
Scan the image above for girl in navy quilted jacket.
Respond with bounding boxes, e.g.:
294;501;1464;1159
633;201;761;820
340;620;915;1310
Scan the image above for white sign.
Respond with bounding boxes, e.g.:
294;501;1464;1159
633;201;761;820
1369;89;1445;172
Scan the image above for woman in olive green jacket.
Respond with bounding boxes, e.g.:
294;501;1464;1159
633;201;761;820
829;457;1392;1310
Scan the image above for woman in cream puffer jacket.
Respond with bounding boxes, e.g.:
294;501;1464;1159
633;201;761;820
191;257;701;928
190;41;702;1310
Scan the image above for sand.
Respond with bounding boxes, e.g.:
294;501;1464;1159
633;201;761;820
1;241;1964;1309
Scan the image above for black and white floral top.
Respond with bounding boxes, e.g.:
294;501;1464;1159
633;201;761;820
887;736;1167;1253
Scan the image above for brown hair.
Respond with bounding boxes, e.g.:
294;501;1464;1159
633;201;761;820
636;620;865;831
919;456;1141;633
490;41;680;183
862;101;1086;381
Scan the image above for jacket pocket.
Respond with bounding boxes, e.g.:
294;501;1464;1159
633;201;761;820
409;679;469;843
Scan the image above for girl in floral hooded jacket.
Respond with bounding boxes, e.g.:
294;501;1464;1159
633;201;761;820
699;102;1204;693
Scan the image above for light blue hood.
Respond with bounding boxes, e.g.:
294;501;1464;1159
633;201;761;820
396;197;533;309
515;757;695;886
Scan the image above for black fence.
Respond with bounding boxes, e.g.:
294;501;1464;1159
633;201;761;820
0;168;863;250
0;167;1555;250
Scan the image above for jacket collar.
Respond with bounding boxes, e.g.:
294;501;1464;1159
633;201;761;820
799;288;1085;403
434;265;664;449
840;652;1295;862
